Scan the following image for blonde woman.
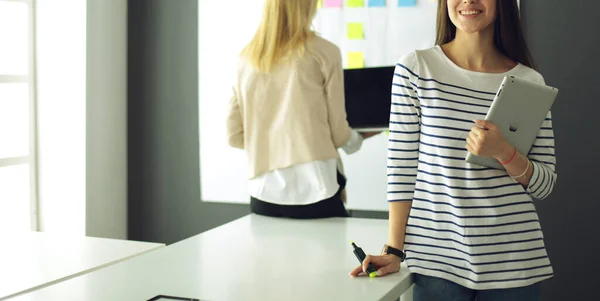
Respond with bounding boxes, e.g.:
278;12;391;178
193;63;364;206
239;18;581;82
226;0;376;218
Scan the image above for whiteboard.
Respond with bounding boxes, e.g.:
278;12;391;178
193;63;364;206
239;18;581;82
199;0;436;211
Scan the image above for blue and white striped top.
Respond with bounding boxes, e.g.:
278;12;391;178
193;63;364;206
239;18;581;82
389;46;556;290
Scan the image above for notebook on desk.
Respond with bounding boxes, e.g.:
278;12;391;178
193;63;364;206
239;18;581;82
343;66;395;132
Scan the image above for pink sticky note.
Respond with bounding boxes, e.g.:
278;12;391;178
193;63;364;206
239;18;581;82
324;0;343;7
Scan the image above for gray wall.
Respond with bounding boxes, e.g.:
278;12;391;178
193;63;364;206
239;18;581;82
522;1;600;300
128;0;599;300
87;0;128;239
128;0;250;244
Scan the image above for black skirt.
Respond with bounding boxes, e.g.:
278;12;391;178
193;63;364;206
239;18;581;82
250;170;349;219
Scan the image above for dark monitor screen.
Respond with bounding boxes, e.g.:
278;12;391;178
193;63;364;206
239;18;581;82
344;66;395;129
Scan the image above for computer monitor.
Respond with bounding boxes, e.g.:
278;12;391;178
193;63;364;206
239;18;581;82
343;66;395;131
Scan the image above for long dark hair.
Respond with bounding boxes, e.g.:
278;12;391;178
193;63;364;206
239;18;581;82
435;0;536;69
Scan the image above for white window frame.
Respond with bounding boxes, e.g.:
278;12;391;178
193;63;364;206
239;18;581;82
0;0;38;231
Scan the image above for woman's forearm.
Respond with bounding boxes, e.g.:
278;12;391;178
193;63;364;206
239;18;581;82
388;202;412;250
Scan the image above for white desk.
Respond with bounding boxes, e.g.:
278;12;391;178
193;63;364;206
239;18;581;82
0;231;164;300
9;215;414;301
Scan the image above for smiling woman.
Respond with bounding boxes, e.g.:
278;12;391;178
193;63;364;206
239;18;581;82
349;1;557;301
437;0;533;70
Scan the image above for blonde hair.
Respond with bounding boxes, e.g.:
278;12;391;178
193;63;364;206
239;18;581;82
242;0;318;73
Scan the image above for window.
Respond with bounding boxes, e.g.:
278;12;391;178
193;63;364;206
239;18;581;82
0;0;37;232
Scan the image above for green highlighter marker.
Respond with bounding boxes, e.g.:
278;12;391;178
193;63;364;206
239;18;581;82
351;241;378;278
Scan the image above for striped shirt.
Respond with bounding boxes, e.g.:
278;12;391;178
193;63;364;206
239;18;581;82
389;46;556;290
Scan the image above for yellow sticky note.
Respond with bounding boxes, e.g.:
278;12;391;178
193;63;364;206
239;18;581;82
347;0;365;7
348;52;364;69
347;23;364;39
317;0;323;8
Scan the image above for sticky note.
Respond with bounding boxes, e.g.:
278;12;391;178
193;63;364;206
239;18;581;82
368;0;386;7
348;52;364;69
347;23;364;39
317;0;323;8
324;0;343;7
347;0;364;7
398;0;417;6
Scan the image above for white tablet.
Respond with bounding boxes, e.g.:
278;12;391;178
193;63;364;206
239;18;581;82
465;75;559;169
